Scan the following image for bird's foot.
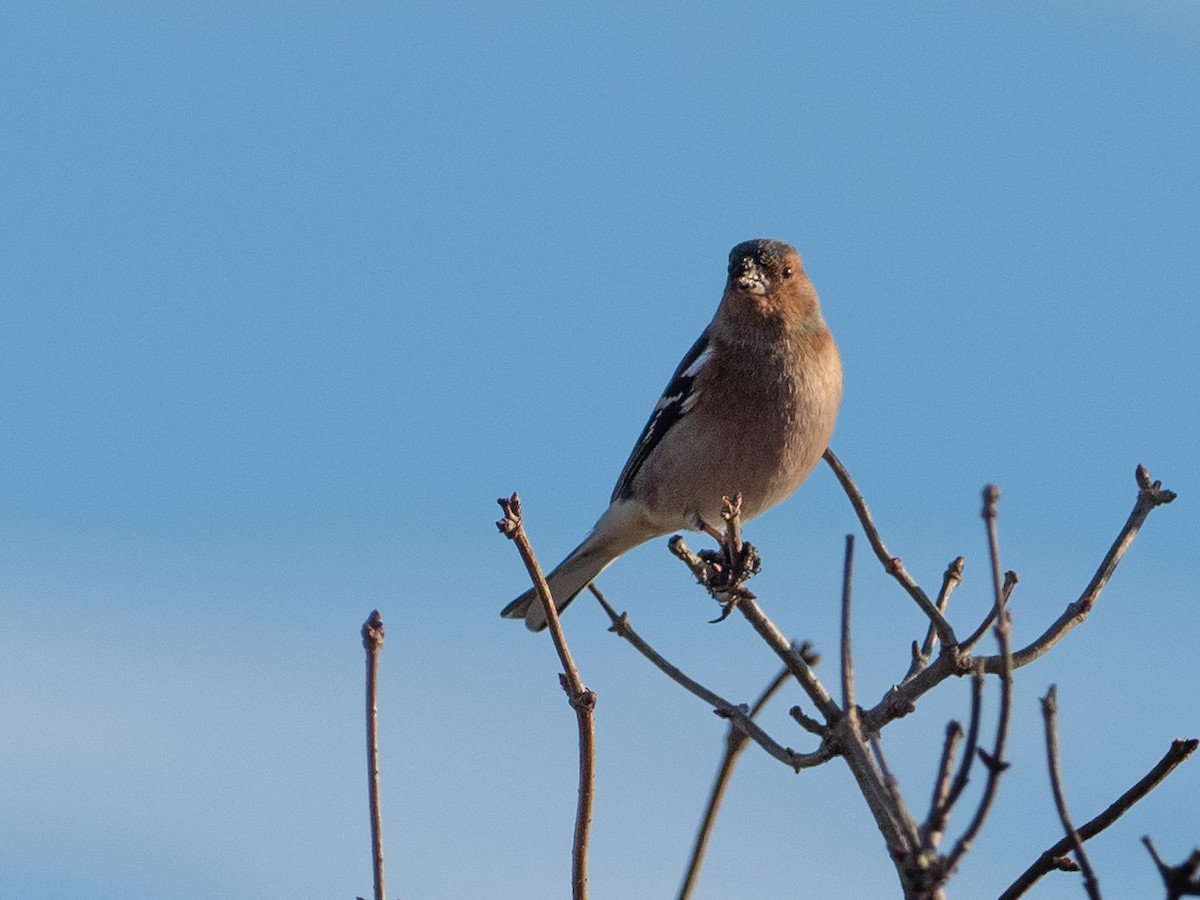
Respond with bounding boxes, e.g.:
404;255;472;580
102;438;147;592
672;495;762;622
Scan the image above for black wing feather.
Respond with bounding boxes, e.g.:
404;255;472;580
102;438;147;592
610;329;710;502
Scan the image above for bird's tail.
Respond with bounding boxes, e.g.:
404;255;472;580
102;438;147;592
500;535;619;632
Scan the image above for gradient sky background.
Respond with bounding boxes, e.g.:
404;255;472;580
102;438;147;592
2;3;1198;898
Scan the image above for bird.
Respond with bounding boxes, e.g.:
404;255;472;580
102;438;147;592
502;238;842;631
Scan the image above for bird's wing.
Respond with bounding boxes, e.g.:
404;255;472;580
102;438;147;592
610;328;711;502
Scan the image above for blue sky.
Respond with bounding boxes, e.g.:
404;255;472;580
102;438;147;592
2;3;1197;897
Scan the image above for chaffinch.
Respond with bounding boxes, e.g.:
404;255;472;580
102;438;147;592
502;238;843;631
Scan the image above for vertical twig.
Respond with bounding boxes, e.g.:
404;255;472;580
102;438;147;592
920;720;964;852
1041;685;1101;899
835;529;920;876
362;610;387;900
498;494;596;900
945;485;1013;876
840;534;857;716
951;666;986;811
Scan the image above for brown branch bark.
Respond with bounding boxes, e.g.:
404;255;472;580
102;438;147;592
591;585;829;771
905;557;964;682
497;494;596;900
1143;835;1200;900
675;662;793;900
999;739;1198;899
920;720;964;853
840;534;857;719
823;449;957;647
858;465;1174;736
979;465;1175;672
1041;685;1101;899
944;486;1013;878
361;610;387;900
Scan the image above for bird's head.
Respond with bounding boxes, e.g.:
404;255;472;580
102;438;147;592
727;239;803;298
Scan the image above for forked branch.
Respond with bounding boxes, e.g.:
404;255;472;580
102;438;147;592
1143;836;1200;900
999;739;1198;899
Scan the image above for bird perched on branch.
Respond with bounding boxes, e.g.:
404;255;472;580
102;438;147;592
502;238;843;631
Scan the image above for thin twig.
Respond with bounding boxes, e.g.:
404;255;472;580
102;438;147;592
497;494;595;900
839;535;922;852
945;486;1013;877
960;570;1019;654
823;449;957;648
677;663;793;900
734;592;913;858
999;738;1198;899
671;533;840;722
591;586;724;708
920;720;964;852
861;464;1174;736
1041;685;1101;899
979;464;1175;672
836;530;922;856
935;662;985;830
591;585;830;771
1142;836;1200;900
905;557;965;682
789;705;827;737
841;534;857;716
735;592;841;720
361;610;387;900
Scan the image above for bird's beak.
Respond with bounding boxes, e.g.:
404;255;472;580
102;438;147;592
735;260;769;296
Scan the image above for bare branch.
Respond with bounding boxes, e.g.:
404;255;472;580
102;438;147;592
905;557;964;682
870;733;921;850
823;448;957;648
497;494;595;900
361;610;387;900
789;705;827;737
960;570;1019;655
920;720;964;852
732;591;915;859
677;663;793;900
841;534;857;716
1143;836;1200;900
1000;739;1198;899
978;464;1175;673
1041;685;1101;899
837;528;922;861
733;591;841;720
863;465;1175;736
945;486;1014;876
590;585;830;771
670;528;840;722
943;662;986;818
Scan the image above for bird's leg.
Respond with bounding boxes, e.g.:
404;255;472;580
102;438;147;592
717;493;761;592
688;511;727;544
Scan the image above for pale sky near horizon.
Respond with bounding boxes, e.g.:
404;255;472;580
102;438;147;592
2;4;1198;898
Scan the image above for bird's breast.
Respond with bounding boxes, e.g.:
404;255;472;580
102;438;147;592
634;328;842;527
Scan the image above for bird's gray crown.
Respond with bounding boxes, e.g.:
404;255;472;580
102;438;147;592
728;239;797;277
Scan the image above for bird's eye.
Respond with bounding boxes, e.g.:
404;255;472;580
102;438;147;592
782;265;793;279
